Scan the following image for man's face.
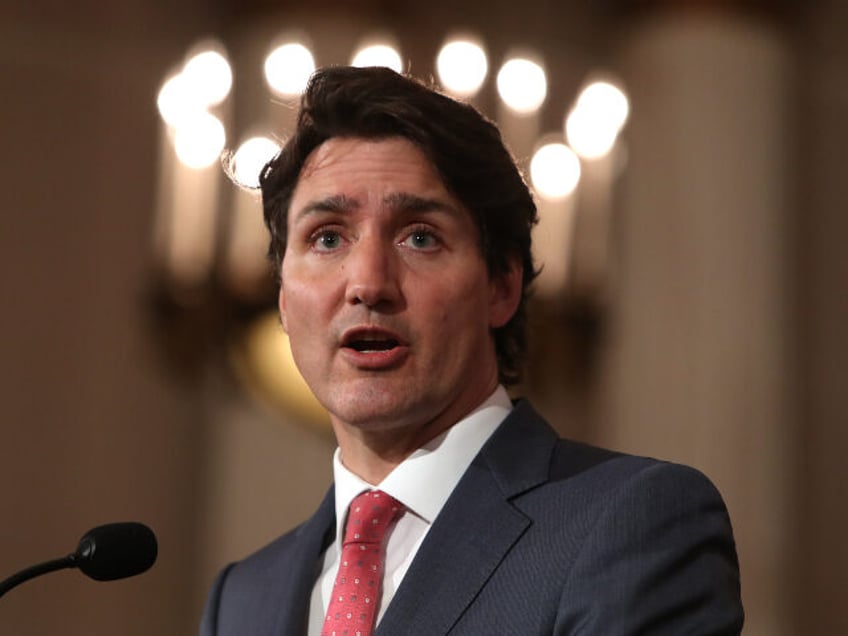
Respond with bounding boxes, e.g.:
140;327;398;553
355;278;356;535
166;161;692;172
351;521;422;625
279;136;520;439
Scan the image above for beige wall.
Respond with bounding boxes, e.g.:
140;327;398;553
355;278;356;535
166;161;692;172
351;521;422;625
0;2;212;634
795;1;848;633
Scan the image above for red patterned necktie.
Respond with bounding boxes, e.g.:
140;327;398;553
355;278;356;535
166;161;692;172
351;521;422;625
322;490;405;636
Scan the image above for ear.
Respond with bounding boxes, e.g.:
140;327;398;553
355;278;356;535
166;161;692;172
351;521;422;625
488;257;523;329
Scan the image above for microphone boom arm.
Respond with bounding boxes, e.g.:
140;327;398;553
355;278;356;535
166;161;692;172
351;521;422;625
0;554;76;598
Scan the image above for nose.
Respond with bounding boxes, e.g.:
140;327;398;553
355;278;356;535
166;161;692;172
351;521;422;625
344;235;403;310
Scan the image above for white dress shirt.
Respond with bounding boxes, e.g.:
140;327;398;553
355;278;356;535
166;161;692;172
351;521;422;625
307;386;512;635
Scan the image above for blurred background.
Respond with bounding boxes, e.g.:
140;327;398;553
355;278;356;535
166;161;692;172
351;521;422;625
1;0;845;634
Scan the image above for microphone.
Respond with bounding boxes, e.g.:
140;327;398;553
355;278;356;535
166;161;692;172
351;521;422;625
0;522;157;598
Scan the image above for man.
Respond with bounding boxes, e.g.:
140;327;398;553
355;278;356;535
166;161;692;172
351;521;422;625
201;66;743;635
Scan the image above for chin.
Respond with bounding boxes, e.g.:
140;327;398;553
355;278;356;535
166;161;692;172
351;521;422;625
326;389;434;431
332;404;418;430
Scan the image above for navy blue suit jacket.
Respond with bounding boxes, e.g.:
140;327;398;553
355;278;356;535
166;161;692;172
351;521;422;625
200;400;743;634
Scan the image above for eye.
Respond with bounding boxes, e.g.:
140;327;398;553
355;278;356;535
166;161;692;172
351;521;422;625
401;228;439;250
311;229;344;251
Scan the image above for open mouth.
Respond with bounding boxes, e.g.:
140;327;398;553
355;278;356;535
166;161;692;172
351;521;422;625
347;337;400;353
341;327;406;355
340;328;408;368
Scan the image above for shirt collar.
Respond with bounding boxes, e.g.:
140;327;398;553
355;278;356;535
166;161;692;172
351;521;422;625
332;385;512;539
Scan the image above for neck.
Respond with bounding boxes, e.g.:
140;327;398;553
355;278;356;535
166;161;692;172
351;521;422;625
333;416;454;484
332;383;498;484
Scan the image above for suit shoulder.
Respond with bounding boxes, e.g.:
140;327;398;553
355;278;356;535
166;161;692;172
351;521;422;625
225;485;335;583
225;517;314;584
498;401;728;506
541;436;731;520
200;510;332;636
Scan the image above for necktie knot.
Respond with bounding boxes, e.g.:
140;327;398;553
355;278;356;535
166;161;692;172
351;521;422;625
343;490;404;546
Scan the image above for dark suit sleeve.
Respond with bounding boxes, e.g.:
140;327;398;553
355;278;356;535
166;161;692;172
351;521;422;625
556;462;744;635
199;563;235;636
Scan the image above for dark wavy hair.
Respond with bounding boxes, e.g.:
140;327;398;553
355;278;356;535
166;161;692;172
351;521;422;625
260;65;538;385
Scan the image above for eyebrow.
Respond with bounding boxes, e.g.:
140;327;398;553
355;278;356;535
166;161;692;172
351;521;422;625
383;192;460;217
294;194;359;220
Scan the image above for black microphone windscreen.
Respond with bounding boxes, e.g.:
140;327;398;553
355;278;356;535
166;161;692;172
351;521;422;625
75;522;158;582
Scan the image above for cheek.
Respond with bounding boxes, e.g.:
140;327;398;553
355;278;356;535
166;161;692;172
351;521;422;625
278;290;288;333
279;275;334;334
280;285;307;323
430;276;491;332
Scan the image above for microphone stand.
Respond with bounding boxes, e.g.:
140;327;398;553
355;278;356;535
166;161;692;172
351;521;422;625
0;554;76;598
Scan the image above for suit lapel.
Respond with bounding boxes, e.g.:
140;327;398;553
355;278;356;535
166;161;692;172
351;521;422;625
376;402;557;635
271;486;336;636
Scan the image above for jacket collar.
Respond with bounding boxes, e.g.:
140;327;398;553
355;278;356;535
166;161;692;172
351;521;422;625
376;400;558;635
272;486;336;636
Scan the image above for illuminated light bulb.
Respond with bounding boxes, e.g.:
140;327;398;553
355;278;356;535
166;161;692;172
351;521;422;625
565;108;618;159
157;73;194;127
232;136;281;188
264;43;316;96
497;58;547;114
182;49;233;108
436;39;488;97
576;81;630;132
351;44;403;72
174;112;226;170
566;79;630;160
530;142;581;200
